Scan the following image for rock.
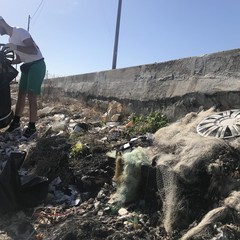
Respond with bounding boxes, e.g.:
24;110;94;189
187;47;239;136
118;207;128;216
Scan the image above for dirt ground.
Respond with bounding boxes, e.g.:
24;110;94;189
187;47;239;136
0;89;239;240
0;92;162;240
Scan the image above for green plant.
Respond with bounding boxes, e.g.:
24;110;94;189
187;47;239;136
129;111;168;134
69;140;83;157
109;204;120;215
69;132;91;158
132;215;139;229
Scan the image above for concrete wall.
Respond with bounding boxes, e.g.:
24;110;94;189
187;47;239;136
42;48;240;121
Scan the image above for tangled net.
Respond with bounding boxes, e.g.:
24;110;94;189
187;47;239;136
147;107;240;238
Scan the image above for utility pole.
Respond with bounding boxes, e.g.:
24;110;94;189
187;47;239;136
27;15;31;31
112;0;122;69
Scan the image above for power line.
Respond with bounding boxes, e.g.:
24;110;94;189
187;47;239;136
28;0;46;31
31;0;45;19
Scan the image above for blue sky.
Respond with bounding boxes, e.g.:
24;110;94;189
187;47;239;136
2;0;240;77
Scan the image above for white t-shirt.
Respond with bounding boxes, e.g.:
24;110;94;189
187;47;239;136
9;27;43;63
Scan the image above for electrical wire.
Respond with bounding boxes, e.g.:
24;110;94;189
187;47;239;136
29;0;47;30
31;0;45;20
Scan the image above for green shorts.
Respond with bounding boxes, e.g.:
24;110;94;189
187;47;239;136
19;58;46;95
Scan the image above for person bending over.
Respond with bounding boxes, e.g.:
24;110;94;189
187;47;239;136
0;16;46;139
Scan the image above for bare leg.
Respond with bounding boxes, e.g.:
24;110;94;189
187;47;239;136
15;91;27;117
27;92;38;123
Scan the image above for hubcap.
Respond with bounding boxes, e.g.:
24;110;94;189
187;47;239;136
197;109;240;139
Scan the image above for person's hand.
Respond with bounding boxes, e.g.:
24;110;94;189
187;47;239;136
4;43;17;51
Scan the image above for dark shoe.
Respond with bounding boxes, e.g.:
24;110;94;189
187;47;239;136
6;121;20;133
22;127;37;140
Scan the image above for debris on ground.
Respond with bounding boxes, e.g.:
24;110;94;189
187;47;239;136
0;89;239;240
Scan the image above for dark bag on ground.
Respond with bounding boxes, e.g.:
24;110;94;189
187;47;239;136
0;151;49;214
19;175;49;208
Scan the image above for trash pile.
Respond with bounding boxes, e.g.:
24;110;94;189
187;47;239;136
147;107;240;239
0;94;157;239
0;88;239;239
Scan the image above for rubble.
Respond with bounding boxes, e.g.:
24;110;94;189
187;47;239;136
0;89;239;239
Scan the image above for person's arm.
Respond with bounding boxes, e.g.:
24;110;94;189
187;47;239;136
5;37;38;55
17;37;38;55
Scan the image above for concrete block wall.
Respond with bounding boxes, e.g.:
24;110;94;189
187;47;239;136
42;48;240;121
